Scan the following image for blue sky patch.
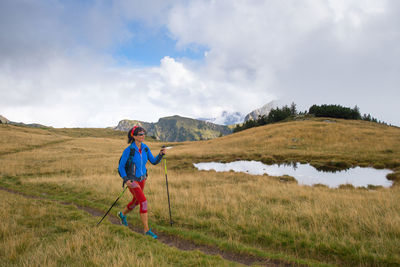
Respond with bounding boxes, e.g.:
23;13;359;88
113;23;208;66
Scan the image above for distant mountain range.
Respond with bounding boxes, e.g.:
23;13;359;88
197;102;275;126
0;115;50;128
114;102;275;142
198;111;245;125
115;115;232;142
1;101;276;142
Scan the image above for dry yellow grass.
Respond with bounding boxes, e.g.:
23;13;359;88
0;125;67;153
1;120;400;266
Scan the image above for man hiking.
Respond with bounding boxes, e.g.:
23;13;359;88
117;126;166;239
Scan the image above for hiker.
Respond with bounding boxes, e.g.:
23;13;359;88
117;126;166;239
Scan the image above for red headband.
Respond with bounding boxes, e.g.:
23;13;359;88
131;126;138;137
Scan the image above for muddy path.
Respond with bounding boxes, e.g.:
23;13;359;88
0;186;302;267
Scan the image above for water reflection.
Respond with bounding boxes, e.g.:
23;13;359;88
278;162;351;173
193;161;393;188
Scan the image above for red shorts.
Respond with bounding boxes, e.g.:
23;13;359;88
127;180;147;213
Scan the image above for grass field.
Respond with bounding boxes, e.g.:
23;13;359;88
0;190;239;267
1;119;400;266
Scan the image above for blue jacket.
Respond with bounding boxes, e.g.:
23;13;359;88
118;142;163;181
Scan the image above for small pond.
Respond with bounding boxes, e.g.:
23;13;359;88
193;161;393;188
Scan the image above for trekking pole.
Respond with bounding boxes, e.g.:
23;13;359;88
162;146;173;226
97;186;128;226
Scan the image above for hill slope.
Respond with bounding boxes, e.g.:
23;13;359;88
1;119;400;266
173;118;400;170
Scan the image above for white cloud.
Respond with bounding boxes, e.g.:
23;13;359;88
166;0;399;125
0;0;399;127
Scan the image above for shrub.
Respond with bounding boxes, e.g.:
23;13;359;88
338;184;355;190
278;175;297;183
261;156;275;164
309;104;361;120
373;163;386;169
367;185;383;190
313;183;328;188
387;172;400;182
234;105;293;133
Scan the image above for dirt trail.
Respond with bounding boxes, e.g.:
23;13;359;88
0;186;301;267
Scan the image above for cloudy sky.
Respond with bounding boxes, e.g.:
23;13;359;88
1;0;399;127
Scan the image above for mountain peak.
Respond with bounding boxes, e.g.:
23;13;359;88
0;115;10;124
244;101;275;122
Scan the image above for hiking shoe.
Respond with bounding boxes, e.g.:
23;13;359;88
145;229;158;239
117;212;128;226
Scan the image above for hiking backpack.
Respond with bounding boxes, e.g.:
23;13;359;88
118;148;135;179
118;147;149;181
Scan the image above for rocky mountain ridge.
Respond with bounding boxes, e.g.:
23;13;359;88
244;101;275;122
115;115;232;142
0;115;10;124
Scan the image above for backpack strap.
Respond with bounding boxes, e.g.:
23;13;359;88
130;148;135;159
122;148;136;188
126;148;135;169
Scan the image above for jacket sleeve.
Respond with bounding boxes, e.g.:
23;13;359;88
147;146;163;165
118;147;130;179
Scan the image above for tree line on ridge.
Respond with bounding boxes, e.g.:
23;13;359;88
233;103;388;133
